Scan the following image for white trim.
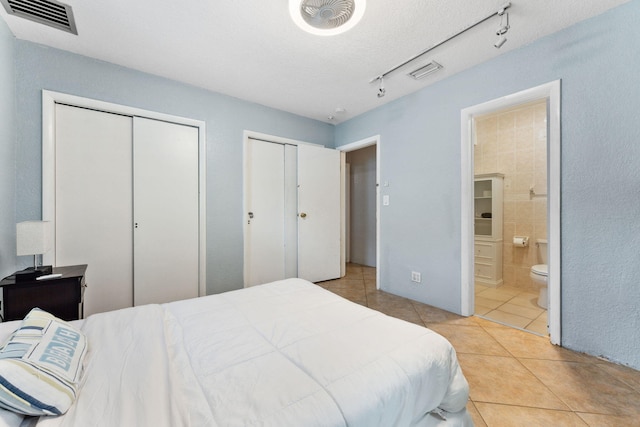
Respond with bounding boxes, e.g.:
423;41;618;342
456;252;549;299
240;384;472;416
337;135;381;289
42;90;207;298
340;153;348;276
460;81;561;345
243;130;323;148
337;136;377;152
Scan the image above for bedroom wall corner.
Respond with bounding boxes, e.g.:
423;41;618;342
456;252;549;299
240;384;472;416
0;16;16;279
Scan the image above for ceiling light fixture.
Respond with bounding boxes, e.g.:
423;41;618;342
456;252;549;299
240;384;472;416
370;2;512;98
289;0;366;36
408;61;443;80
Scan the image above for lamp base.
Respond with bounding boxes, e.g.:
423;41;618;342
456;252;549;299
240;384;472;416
35;265;53;275
15;265;53;282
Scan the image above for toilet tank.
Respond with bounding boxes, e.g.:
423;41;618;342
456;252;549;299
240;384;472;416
536;239;548;264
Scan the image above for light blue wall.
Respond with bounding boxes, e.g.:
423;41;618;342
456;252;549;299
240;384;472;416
336;1;640;369
13;41;334;294
0;19;15;279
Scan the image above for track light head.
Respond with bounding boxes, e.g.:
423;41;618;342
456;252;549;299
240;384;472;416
496;11;510;35
494;11;509;48
376;76;386;98
494;36;507;48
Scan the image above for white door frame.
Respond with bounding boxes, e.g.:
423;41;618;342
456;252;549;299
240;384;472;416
460;81;561;344
337;135;381;288
42;90;207;298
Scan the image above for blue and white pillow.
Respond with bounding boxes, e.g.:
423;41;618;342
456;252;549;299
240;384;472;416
0;308;87;416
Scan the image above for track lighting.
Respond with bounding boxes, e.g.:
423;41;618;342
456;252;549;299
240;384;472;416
369;2;512;97
494;11;510;49
377;76;385;98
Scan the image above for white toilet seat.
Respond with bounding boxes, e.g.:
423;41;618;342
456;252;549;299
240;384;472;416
531;264;548;277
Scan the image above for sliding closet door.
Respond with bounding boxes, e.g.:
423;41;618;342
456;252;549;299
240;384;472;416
244;138;286;286
132;118;199;305
55;104;134;317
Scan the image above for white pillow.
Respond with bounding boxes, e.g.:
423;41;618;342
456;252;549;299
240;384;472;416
0;309;87;416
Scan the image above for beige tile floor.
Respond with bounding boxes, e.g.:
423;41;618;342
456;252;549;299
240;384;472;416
475;283;549;336
317;264;640;427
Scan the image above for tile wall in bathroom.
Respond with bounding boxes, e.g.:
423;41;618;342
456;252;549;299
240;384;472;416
474;100;547;292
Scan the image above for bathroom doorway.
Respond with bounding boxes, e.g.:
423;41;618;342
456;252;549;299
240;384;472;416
473;100;548;335
460;81;561;345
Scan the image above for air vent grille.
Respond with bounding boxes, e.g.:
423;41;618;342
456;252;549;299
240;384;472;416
408;61;443;80
1;0;77;34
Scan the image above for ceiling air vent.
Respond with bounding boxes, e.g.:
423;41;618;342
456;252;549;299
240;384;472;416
408;61;443;80
0;0;77;35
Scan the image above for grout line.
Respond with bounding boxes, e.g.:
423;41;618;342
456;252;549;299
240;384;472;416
514;357;578;413
472;318;519;357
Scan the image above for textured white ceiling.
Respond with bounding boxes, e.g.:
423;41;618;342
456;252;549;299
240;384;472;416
0;0;630;123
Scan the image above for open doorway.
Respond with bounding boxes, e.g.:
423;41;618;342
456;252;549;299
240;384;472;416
460;81;561;345
338;136;380;287
473;100;548;335
346;145;377;267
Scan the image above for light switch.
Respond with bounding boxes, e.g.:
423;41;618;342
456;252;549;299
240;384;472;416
383;195;390;206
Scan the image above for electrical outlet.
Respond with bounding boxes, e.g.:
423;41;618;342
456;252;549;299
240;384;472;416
411;271;421;283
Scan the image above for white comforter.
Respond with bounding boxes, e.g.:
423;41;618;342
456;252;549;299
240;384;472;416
35;279;471;427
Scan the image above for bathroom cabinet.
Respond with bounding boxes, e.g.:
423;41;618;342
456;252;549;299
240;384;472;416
474;173;504;287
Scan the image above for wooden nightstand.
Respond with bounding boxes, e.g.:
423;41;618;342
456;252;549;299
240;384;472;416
0;264;87;322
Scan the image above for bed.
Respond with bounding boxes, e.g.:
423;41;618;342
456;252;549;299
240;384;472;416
0;278;472;426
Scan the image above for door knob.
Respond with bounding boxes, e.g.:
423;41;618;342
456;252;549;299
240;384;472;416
248;212;254;219
299;212;307;218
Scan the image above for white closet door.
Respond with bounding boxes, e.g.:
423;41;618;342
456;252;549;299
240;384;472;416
298;144;341;282
55;104;133;317
244;138;286;286
133;118;200;305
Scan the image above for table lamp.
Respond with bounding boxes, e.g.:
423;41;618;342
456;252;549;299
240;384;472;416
16;221;53;277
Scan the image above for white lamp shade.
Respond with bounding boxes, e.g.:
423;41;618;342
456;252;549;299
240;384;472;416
16;221;53;256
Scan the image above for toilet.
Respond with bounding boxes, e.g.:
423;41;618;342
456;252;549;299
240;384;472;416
530;239;548;308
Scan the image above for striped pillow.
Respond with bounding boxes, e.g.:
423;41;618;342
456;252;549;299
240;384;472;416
0;308;87;416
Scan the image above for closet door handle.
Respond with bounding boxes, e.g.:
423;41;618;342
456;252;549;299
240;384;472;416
299;212;307;218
